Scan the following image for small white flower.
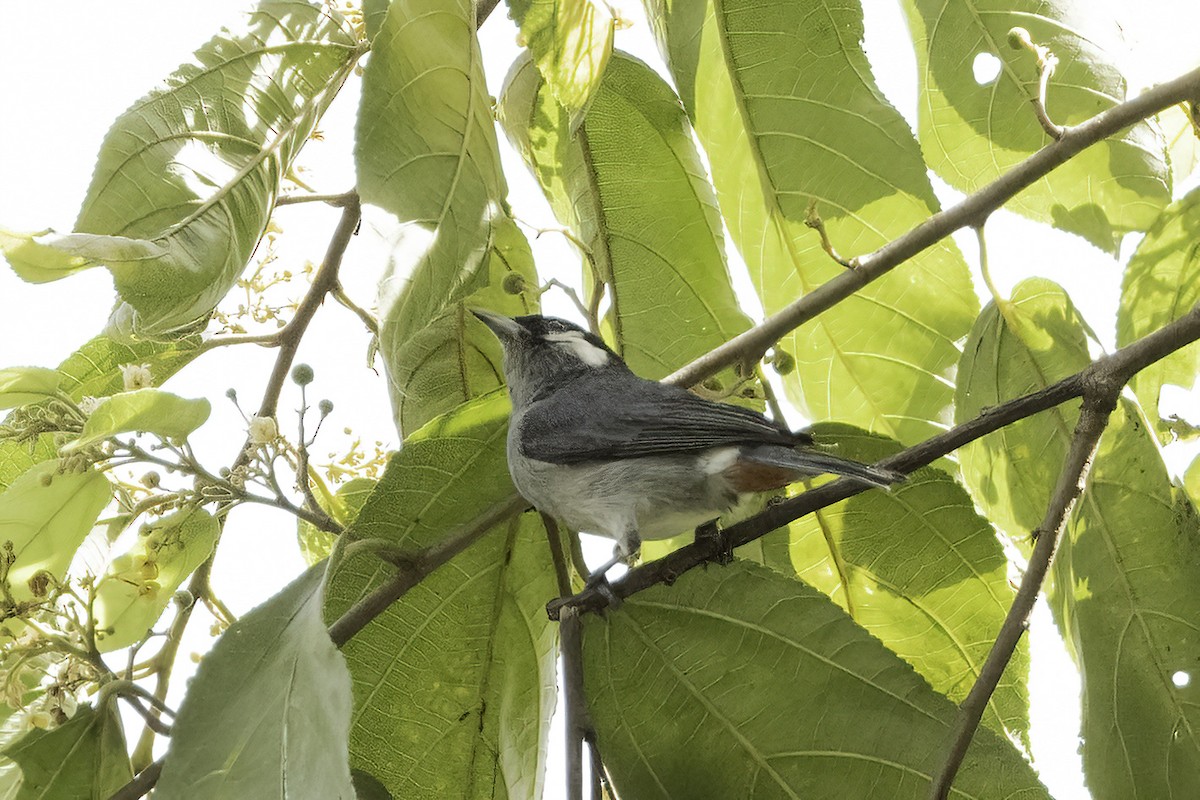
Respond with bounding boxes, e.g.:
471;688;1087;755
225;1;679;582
247;415;279;444
120;363;153;391
78;396;102;415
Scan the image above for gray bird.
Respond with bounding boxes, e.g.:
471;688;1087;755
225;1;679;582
473;310;903;592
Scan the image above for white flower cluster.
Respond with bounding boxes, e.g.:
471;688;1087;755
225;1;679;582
120;363;153;391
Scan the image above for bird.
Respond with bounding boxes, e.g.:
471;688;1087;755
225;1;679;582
473;310;904;597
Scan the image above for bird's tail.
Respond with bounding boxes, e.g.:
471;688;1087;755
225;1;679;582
742;445;905;489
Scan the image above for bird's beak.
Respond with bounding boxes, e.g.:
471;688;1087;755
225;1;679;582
471;309;523;341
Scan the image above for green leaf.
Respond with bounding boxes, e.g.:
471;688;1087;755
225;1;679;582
955;278;1092;541
6;2;362;337
55;334;201;401
325;393;558;799
93;507;219;652
66;389;210;451
379;215;538;436
648;0;977;444
499;51;753;380
0;333;199;495
0;229;164;285
1;703;131;800
155;565;355;799
298;478;376;567
0;461;111;607
506;0;614;124
900;0;1169;252
0;369;61;412
1061;400;1200;796
761;423;1028;743
584;561;1048;798
1117;188;1200;440
360;0;538;434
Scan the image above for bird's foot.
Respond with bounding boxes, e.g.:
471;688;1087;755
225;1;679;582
695;519;733;565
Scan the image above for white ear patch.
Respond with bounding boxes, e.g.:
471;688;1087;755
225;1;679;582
545;330;610;367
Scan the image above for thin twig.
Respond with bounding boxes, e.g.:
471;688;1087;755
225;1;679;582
928;389;1116;798
664;65;1200;389
274;190;358;207
804;201;854;268
552;301;1200;617
108;758;164;800
1008;27;1064;140
332;282;379;336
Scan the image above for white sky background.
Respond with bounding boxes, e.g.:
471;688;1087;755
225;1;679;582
0;1;1198;798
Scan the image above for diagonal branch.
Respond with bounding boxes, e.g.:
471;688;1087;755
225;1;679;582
664;65;1200;389
928;386;1117;798
555;301;1200;617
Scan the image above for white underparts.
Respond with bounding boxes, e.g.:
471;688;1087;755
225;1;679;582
545;330;609;367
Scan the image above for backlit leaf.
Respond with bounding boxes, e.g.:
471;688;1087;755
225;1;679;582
66;389;210;451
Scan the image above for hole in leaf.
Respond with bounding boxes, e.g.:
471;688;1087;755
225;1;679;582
973;52;1002;85
1173;671;1191;688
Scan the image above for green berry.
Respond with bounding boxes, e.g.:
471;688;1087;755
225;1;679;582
291;364;315;386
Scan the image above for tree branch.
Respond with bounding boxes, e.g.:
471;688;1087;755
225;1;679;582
108;757;164;800
560;607;588;800
554;301;1200;617
327;494;528;646
664;65;1200;389
929;389;1116;798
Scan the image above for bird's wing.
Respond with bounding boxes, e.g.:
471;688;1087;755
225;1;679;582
518;373;808;464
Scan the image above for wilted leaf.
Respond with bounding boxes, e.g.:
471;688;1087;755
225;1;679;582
0;460;111;607
155;566;355;799
93;506;219;652
65;389;210;451
1117;188;1200;440
499;51;752;381
506;0;614;123
762;423;1028;743
325;392;558;800
648;0;977;444
2;1;362;336
0;369;61;412
900;0;1169;251
584;561;1048;798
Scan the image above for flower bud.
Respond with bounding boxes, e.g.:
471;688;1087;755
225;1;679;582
291;364;315;386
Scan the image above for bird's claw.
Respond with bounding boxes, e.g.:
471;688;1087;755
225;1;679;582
695;520;733;565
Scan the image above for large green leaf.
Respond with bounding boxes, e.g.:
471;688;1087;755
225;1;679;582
1;703;131;800
585;561;1048;798
647;0;977;444
155;565;355;799
900;0;1169;252
1117;188;1200;440
499;51;753;380
760;424;1027;743
360;0;538;434
1;1;361;336
325;392;558;800
506;0;614;123
93;506;219;652
0;370;61;412
1062;400;1200;797
955;278;1092;541
0;461;111;609
64;389;210;451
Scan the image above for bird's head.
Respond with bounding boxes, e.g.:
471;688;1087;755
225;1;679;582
472;310;624;405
